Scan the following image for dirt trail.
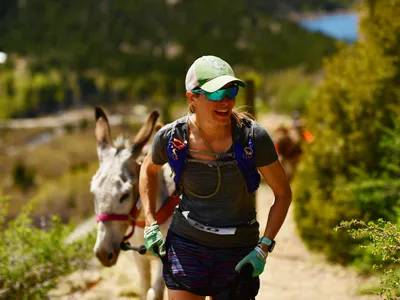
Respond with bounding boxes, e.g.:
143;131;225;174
51;184;379;300
254;185;378;300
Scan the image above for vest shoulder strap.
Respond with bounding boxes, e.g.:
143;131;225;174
166;118;188;195
234;119;260;193
167;117;260;195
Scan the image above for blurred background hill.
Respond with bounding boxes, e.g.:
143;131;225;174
0;0;356;119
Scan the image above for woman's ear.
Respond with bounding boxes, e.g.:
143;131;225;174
186;91;195;103
187;91;199;108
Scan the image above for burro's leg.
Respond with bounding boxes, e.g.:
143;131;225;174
133;252;151;300
146;258;165;300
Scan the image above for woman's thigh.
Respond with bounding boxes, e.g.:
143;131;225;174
167;289;205;300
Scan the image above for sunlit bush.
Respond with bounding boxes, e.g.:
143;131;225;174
336;219;400;299
0;196;95;299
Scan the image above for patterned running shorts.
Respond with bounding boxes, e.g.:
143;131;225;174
163;229;259;300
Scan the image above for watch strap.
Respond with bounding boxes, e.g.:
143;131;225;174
260;237;273;246
260;237;275;253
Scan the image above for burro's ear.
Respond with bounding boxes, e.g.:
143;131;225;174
131;110;160;157
95;107;112;162
95;106;112;147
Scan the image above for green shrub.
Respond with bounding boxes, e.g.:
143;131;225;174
336;219;400;299
335;111;400;296
293;0;400;265
12;161;36;191
0;196;95;299
293;45;400;262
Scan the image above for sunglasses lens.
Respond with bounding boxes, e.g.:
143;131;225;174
207;90;225;101
207;86;239;101
226;86;239;99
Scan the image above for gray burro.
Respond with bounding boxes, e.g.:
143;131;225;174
51;183;380;300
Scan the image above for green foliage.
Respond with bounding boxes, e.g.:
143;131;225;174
282;0;356;12
359;0;400;58
0;66;67;118
0;196;95;299
336;219;400;299
0;68;14;119
232;0;355;14
12;160;36;191
265;67;320;114
0;0;336;75
0;1;338;118
293;0;400;265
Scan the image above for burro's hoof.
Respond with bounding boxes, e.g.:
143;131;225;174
146;287;163;300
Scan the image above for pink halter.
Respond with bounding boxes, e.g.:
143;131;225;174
95;193;180;242
96;199;141;241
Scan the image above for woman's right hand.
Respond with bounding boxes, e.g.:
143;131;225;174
144;221;166;257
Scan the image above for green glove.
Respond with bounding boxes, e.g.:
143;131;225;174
235;240;268;277
144;221;166;257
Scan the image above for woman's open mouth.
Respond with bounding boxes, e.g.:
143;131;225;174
214;109;229;117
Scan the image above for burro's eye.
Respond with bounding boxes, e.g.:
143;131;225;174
120;193;130;203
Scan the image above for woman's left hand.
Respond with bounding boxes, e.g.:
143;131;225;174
235;243;268;277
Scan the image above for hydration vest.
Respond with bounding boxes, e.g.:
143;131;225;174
166;117;261;195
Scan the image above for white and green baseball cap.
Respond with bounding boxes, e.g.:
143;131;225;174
185;55;246;92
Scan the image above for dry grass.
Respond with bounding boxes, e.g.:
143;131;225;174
0;127;49;153
2;122;142;221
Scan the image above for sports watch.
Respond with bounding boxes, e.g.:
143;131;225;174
260;237;276;253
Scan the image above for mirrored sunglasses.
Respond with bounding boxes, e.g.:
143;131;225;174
191;85;239;101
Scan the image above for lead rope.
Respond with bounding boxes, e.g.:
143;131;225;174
184;114;222;199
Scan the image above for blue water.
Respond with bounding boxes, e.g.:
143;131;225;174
300;13;358;42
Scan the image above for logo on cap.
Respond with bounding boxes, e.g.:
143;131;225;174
212;60;226;71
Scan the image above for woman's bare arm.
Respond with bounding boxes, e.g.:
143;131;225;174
258;160;292;241
139;151;163;226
